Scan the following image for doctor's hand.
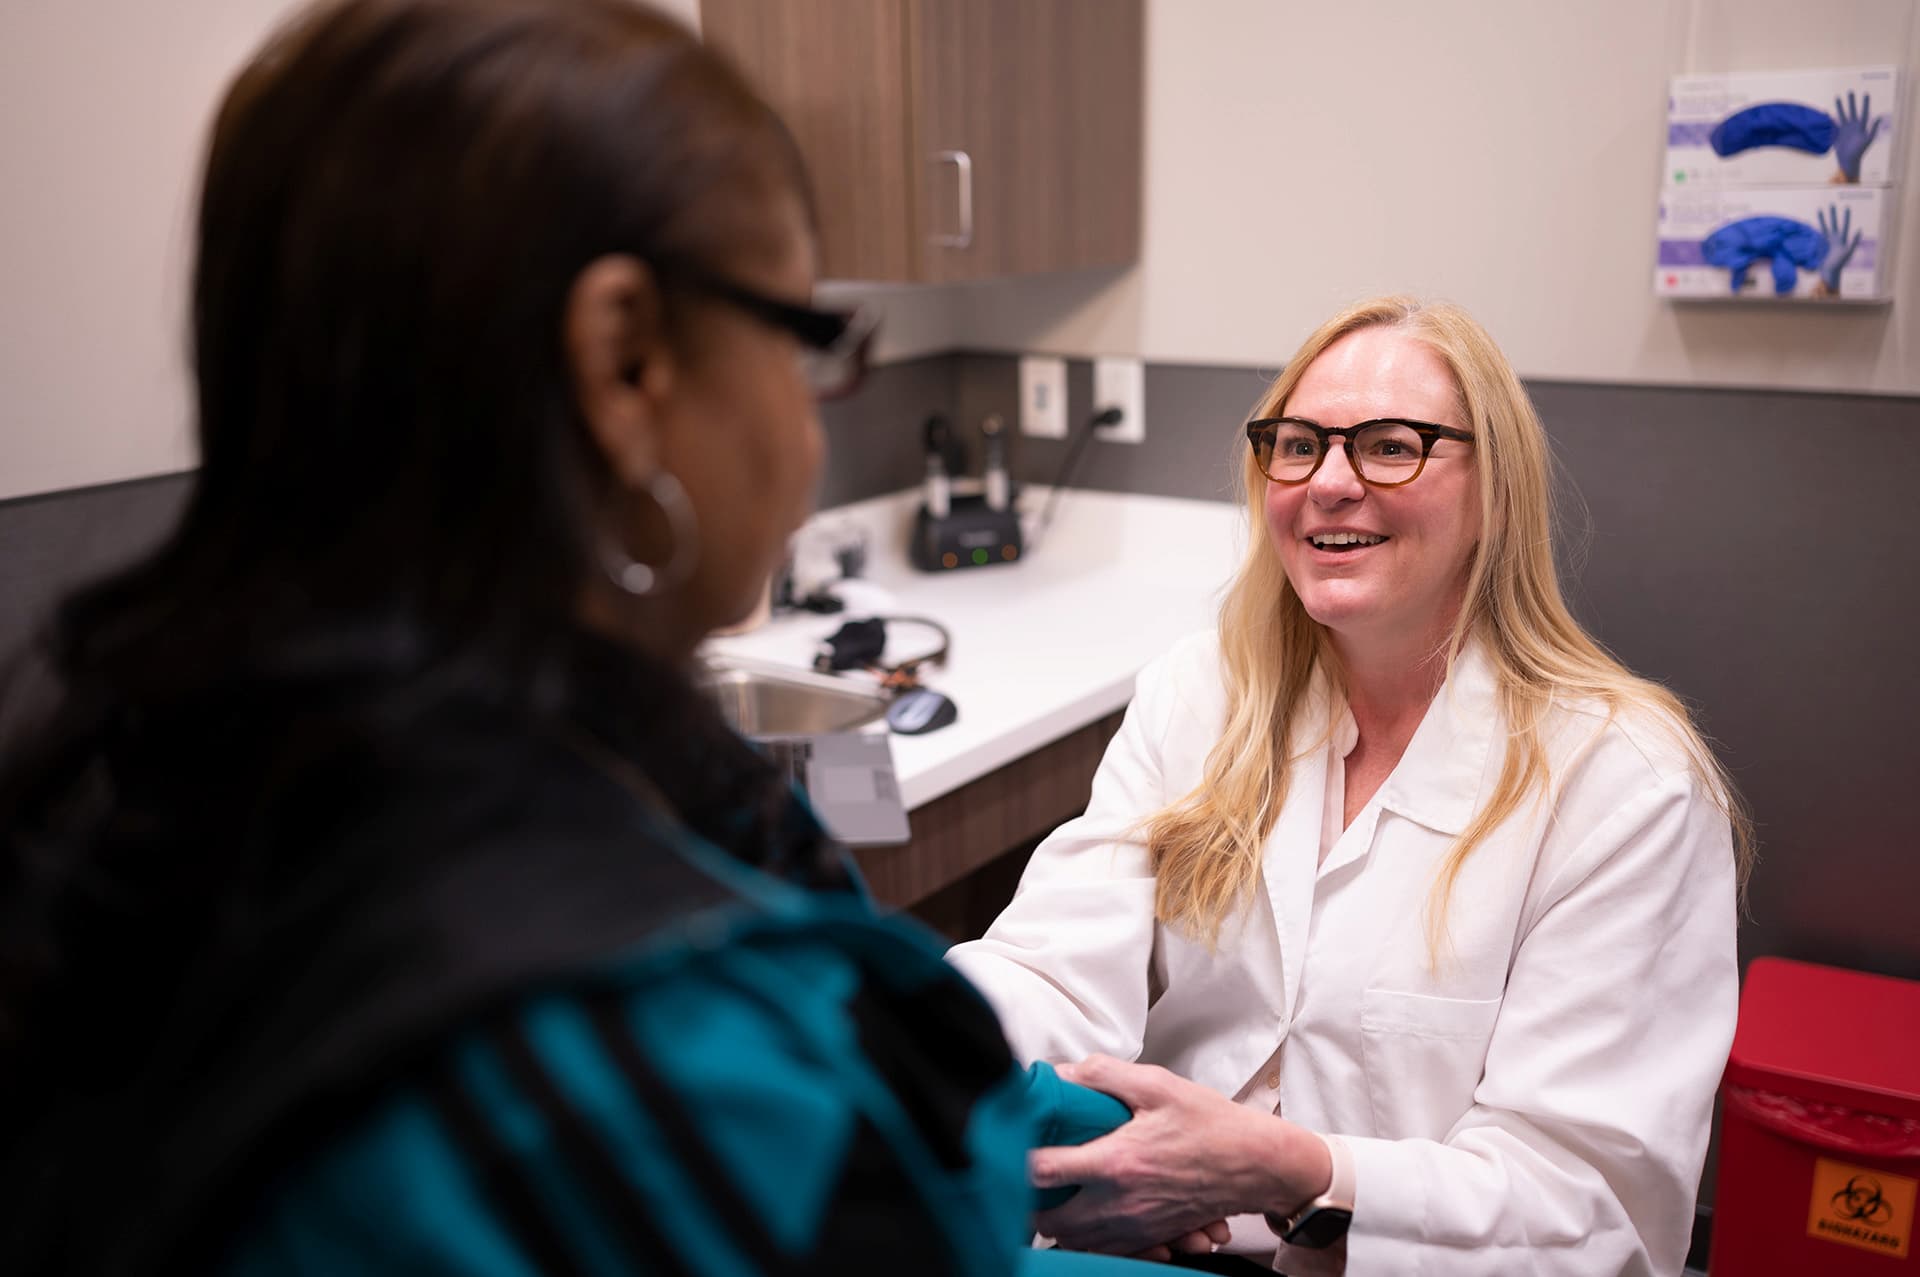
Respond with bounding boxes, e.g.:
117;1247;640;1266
1029;1055;1332;1258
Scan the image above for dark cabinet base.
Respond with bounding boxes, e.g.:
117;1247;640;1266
906;835;1042;943
852;708;1126;932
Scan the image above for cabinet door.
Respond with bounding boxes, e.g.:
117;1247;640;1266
910;0;1143;284
702;0;918;282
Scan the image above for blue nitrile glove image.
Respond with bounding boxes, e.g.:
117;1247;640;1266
1710;101;1835;159
1816;204;1861;294
1832;92;1884;183
1700;216;1828;295
1022;1061;1132;1210
1706;95;1887;183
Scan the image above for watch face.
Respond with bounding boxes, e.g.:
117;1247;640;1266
1283;1204;1353;1249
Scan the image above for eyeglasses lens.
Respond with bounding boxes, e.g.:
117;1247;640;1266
799;312;875;401
1256;421;1426;483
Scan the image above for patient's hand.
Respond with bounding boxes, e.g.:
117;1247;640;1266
1028;1055;1331;1257
1132;1220;1233;1263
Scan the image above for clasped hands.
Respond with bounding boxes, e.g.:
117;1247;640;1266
1029;1054;1333;1261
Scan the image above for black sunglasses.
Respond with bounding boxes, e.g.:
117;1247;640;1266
664;265;878;401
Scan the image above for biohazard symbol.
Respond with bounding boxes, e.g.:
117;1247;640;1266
1833;1175;1895;1227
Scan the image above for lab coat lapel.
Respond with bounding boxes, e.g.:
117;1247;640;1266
1372;641;1501;840
1256;648;1500;1021
1261;677;1334;1025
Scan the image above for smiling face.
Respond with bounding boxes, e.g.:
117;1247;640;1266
1263;326;1481;661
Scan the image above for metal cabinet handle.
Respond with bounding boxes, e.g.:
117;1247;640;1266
929;149;973;249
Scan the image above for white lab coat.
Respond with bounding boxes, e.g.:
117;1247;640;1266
948;631;1738;1276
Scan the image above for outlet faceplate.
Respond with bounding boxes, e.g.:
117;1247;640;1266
1093;356;1145;444
1019;355;1068;438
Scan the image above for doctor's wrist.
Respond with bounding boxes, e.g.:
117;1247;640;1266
1264;1132;1354;1249
1238;1117;1332;1219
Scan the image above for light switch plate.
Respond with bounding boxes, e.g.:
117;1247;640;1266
1093;356;1145;444
1019;355;1068;439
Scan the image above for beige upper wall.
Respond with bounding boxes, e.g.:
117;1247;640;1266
955;0;1920;393
0;0;701;503
0;1;277;503
0;0;1910;502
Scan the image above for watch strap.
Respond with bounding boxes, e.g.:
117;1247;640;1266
1265;1132;1355;1246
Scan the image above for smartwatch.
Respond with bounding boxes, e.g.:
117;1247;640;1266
1272;1198;1352;1248
1265;1133;1355;1250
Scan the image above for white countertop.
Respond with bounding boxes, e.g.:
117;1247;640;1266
704;486;1247;810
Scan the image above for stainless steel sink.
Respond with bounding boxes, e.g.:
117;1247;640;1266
700;659;891;736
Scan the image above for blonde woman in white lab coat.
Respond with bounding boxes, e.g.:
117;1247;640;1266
948;296;1749;1277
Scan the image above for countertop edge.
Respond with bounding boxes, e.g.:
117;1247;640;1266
896;674;1136;810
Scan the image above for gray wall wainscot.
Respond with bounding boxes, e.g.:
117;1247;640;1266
814;354;959;510
0;473;192;663
4;354;1918;988
942;352;1920;985
0;354;957;657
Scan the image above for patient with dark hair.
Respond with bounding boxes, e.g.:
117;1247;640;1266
0;2;1165;1272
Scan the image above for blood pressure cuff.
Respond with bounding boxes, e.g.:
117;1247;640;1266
1024;1061;1133;1210
1710;101;1836;158
1700;216;1829;295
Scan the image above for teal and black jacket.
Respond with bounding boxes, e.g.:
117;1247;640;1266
0;641;1143;1275
223;879;1044;1276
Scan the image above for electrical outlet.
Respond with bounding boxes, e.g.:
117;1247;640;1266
1093;356;1145;444
1019;355;1068;439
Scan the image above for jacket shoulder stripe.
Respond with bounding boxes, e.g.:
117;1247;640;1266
420;1059;591;1277
486;1019;700;1277
581;993;788;1271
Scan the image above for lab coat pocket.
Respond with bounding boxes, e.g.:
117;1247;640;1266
1358;988;1502;1141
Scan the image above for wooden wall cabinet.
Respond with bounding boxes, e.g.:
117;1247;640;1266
702;0;1144;284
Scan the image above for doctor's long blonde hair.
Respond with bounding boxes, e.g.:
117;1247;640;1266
1145;296;1753;946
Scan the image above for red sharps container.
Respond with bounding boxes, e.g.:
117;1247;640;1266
1711;957;1920;1274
